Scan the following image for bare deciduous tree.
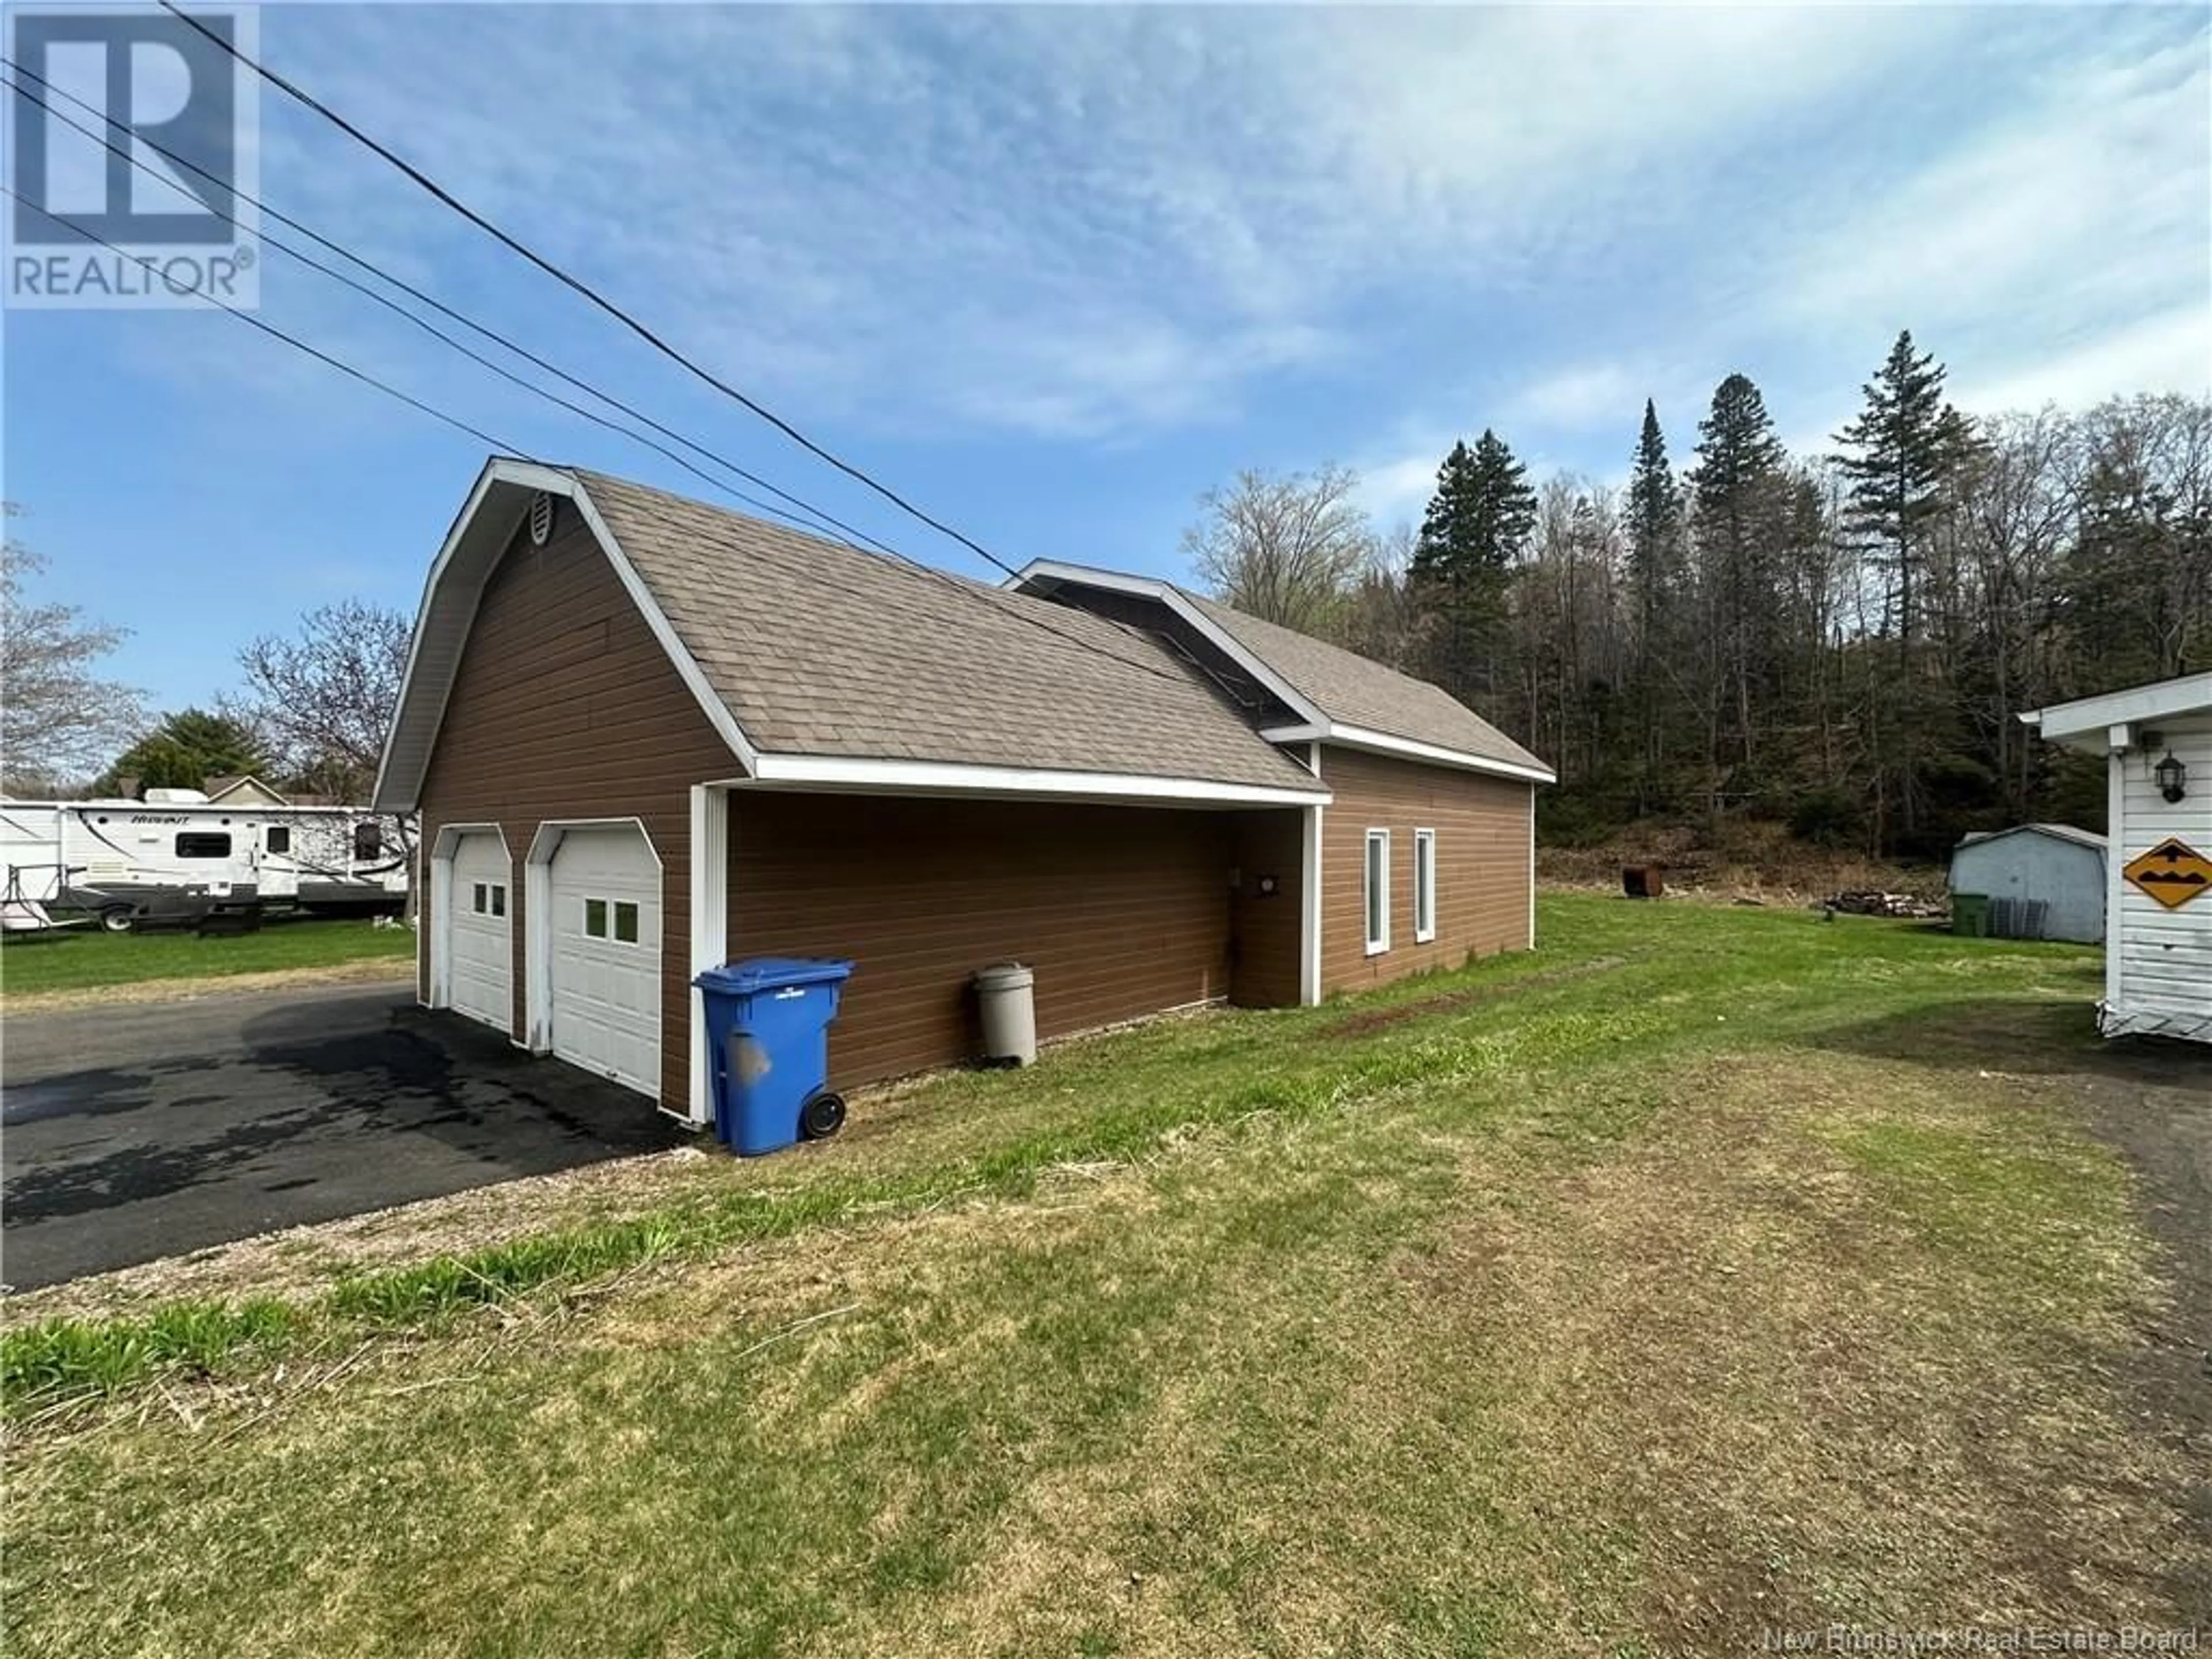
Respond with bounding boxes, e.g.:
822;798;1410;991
236;599;411;804
1;510;147;794
1180;465;1374;641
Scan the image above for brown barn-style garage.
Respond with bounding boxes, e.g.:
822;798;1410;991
374;459;1555;1123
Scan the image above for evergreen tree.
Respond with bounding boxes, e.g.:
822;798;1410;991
1624;401;1684;805
1834;331;1975;651
1410;429;1535;710
1690;374;1789;786
1833;331;1978;846
99;707;268;795
1626;400;1683;628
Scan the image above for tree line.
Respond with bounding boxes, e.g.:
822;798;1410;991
1188;332;2211;858
1;518;408;808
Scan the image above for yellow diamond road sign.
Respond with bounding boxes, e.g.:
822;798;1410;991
2123;837;2212;909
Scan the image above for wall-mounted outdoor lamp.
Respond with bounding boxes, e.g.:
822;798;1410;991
2154;749;2188;804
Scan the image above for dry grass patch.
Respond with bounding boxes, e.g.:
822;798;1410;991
8;898;2188;1657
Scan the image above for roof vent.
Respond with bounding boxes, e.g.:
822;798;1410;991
528;491;555;546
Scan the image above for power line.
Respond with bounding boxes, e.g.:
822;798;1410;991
8;58;1195;690
157;0;1035;582
2;184;521;455
5;73;846;538
9;60;1203;690
0;54;894;557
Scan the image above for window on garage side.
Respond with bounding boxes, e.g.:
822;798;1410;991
473;882;487;914
1364;829;1390;955
612;900;639;944
489;884;506;918
1414;828;1437;944
585;897;608;938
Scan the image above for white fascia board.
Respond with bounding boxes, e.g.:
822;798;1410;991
740;752;1331;808
373;460;763;813
1263;722;1558;786
562;477;762;777
2023;672;2212;749
1011;559;1328;729
374;458;510;813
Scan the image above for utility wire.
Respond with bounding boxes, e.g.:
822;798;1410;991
2;54;890;555
6;72;838;536
2;184;521;455
158;0;1035;583
5;70;1195;688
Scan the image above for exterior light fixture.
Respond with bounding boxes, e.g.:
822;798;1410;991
2154;749;2187;804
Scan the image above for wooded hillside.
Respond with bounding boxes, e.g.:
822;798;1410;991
1191;334;2210;858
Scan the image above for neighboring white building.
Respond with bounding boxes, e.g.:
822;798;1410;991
1949;823;2107;944
2024;672;2212;1043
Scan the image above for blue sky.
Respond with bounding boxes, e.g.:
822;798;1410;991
6;2;2209;716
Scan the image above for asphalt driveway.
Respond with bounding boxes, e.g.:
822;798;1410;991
2;983;690;1291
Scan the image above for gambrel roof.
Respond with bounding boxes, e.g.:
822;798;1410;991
376;461;1334;813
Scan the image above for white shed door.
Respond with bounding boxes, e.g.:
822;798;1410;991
446;833;512;1033
547;826;661;1097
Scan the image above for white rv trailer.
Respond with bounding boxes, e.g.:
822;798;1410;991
0;791;411;933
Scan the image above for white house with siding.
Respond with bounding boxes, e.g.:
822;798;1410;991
2024;672;2212;1044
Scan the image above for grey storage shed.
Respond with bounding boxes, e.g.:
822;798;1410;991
1948;824;2107;944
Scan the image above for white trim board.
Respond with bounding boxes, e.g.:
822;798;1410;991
1011;559;1327;729
2024;672;2212;751
1300;741;1323;1006
374;460;759;813
1363;827;1391;956
735;753;1331;809
1011;558;1556;787
686;785;729;1130
1263;724;1558;786
1413;826;1437;944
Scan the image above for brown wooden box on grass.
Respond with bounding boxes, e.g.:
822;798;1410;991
1622;864;1664;900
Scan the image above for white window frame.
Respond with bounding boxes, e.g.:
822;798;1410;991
582;894;641;946
1364;828;1391;956
1414;828;1437;944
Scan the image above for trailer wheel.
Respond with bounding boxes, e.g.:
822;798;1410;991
99;907;133;934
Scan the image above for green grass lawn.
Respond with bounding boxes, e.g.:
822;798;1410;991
5;895;2202;1656
0;915;414;997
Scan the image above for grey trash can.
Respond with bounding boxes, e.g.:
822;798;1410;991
974;961;1037;1066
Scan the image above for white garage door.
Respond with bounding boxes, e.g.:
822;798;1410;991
446;832;512;1033
547;825;661;1097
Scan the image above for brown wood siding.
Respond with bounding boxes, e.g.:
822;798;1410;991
1319;746;1532;994
1230;808;1305;1007
730;794;1239;1086
415;500;733;1109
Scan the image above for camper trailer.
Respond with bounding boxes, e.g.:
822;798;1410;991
0;791;411;933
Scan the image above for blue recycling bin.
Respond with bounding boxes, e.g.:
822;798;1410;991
693;957;855;1156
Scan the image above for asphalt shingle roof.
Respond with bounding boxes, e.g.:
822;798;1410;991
574;471;1320;793
1180;592;1550;774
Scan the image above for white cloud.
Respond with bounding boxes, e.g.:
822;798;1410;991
132;5;2203;461
1351;442;1446;530
1956;302;2212;414
1507;364;1643;430
1770;29;2208;382
244;6;1984;440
